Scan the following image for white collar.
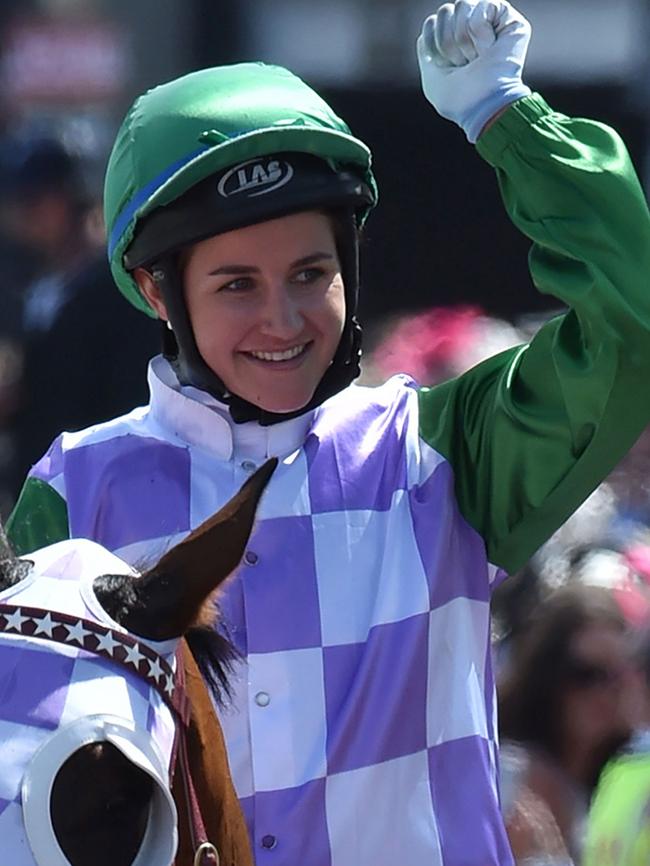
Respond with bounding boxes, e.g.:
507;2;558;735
147;355;315;461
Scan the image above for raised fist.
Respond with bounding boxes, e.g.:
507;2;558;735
416;0;532;142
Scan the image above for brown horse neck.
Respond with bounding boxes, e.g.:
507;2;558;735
172;640;254;866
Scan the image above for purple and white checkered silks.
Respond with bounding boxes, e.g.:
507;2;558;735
0;539;178;866
33;359;513;866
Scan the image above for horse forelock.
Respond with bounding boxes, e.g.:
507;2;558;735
0;519;31;591
0;558;32;591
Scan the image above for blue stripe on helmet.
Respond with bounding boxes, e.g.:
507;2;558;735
108;147;205;259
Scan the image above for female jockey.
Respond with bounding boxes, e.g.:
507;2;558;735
8;1;650;863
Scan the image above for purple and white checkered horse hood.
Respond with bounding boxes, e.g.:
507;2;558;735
0;538;178;866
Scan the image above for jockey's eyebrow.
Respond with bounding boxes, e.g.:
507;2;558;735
208;252;335;276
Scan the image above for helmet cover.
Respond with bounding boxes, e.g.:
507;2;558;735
105;62;378;316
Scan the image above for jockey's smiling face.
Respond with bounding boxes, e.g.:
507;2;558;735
140;210;346;414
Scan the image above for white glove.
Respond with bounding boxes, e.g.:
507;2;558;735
416;0;532;143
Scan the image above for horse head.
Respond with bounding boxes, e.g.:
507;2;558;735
0;459;276;866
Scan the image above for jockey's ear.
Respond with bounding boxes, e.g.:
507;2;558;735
94;459;277;640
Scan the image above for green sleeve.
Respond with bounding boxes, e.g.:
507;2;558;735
5;476;70;555
419;94;650;574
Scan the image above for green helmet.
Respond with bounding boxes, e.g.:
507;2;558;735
105;61;378;317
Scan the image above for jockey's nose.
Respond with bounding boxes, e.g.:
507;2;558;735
257;282;305;339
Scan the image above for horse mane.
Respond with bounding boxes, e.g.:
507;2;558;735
185;624;239;704
180;592;240;703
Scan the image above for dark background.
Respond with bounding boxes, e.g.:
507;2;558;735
324;83;646;325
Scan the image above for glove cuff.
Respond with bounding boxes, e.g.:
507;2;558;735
462;82;532;143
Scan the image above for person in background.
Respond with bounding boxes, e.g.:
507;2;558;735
0;135;52;516
0;134;158;506
583;624;650;866
498;582;637;864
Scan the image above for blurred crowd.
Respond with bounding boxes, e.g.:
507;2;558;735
0;129;159;517
2;132;650;865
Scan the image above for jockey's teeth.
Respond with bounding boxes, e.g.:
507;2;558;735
249;345;305;362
